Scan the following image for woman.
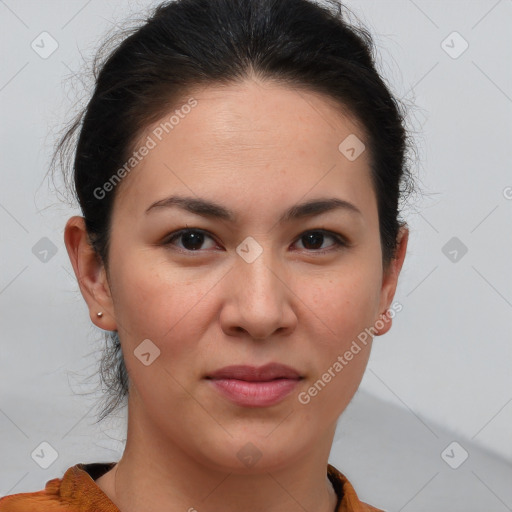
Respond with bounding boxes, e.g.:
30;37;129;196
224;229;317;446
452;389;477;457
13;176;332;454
0;0;413;510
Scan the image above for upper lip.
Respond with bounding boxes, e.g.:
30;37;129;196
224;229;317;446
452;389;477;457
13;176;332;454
206;363;303;381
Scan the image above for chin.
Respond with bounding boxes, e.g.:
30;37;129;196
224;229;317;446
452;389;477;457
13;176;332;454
190;431;310;475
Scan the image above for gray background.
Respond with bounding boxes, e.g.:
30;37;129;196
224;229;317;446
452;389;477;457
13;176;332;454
1;0;511;510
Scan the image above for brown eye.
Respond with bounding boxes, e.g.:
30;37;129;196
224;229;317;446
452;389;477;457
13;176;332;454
294;230;347;253
162;228;347;255
164;229;217;251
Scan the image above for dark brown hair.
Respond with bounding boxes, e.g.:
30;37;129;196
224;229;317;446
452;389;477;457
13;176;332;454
51;0;416;423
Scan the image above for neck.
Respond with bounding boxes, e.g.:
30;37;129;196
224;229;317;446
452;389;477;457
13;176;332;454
111;458;339;512
103;396;340;512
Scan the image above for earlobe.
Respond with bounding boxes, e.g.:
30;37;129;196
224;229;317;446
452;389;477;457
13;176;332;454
373;309;394;337
63;216;117;331
374;225;409;337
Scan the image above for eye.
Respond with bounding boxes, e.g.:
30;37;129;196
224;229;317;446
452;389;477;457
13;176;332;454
163;228;218;252
292;230;348;253
162;228;347;254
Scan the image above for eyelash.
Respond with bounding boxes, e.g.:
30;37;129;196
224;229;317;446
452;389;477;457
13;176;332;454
162;228;348;255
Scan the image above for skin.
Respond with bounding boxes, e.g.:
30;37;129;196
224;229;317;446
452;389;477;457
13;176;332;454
64;75;408;512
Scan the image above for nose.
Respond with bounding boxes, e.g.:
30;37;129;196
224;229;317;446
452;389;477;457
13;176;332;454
219;245;297;340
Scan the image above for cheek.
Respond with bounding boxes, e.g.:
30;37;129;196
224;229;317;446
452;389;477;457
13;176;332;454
109;250;219;354
110;260;220;406
305;262;382;341
296;272;380;416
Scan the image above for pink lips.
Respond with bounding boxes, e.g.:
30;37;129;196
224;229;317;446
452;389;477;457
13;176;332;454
205;363;303;407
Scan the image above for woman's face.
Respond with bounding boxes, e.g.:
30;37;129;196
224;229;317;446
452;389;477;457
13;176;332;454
77;78;406;472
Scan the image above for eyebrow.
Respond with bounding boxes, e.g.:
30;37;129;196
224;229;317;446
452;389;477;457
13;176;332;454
145;195;362;223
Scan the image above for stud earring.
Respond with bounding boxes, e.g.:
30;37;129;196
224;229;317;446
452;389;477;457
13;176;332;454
97;311;104;318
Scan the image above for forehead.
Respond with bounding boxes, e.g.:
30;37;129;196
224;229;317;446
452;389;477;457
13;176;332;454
149;79;366;156
114;78;374;219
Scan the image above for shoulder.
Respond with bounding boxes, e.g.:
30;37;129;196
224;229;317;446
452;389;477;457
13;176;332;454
0;462;118;512
364;505;385;512
0;476;65;511
327;463;385;512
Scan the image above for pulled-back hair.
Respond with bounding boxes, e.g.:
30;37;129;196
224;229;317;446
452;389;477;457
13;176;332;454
51;0;416;423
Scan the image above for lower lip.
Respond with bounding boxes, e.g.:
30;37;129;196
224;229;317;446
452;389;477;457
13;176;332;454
207;378;301;407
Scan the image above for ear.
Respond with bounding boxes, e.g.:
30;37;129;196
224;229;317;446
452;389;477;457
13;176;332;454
63;216;117;331
374;224;409;336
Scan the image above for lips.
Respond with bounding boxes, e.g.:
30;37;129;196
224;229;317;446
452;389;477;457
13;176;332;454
206;363;303;382
205;363;303;407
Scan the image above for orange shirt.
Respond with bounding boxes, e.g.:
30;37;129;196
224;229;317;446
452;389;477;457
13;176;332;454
0;462;383;512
